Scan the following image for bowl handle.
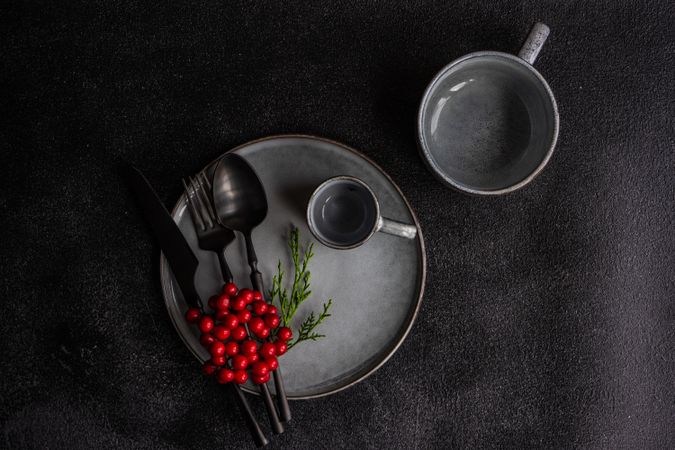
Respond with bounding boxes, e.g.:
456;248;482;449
518;22;550;65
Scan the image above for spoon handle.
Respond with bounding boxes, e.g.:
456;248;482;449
212;251;267;444
272;367;291;423
244;232;292;423
244;232;265;293
217;248;234;284
251;271;264;295
260;382;285;434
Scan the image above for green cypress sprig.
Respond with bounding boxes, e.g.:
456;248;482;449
269;228;332;349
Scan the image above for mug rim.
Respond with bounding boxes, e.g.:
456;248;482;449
417;50;560;196
306;175;381;250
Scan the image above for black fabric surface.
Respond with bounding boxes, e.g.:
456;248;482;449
1;1;674;448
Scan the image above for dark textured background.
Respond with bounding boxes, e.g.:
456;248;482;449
1;0;674;448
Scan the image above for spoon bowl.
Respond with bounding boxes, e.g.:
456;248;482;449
213;154;268;232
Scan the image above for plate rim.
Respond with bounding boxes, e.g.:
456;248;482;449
160;134;427;399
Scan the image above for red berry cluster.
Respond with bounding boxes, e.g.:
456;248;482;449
184;282;293;386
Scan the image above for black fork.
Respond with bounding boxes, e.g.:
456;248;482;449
183;172;236;283
183;171;285;436
182;172;269;447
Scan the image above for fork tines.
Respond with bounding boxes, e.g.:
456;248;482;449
182;172;218;232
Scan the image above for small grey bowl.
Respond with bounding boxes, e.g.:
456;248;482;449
418;23;559;195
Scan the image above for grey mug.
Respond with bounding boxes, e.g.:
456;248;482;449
418;22;559;195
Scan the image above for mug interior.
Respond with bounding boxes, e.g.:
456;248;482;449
419;53;557;193
308;178;378;248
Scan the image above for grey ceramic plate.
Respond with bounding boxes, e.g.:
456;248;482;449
160;135;426;399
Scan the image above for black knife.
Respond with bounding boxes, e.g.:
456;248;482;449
123;164;269;447
123;164;203;310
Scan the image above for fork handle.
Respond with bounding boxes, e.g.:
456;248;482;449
217;248;234;284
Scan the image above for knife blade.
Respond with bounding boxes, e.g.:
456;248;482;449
123;164;202;310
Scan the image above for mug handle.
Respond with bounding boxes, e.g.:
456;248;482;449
377;216;418;240
518;22;550;65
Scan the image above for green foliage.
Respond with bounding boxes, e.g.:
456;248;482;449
269;228;332;349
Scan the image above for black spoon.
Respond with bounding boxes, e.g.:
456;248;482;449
213;153;292;426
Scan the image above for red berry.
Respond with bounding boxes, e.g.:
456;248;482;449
249;317;265;334
185;308;201;323
209;341;226;357
255;327;270;339
247;353;259;364
260;342;276;358
264;313;280;329
223;282;238;296
251;361;269;377
252;373;271;385
212;355;226;366
212;325;230;341
208;295;218;310
275;341;288;356
199;316;214;333
231;326;247;341
215;309;229;321
231;355;248;370
202;362;217;376
200;333;215;347
266;305;278;316
230;297;246;311
233;369;248;384
265;356;279;371
252;290;263;301
215;294;230;310
224;341;239;356
252;301;268;316
277;327;292;341
239;289;254;303
221;314;239;330
237;309;252;324
216;368;234;384
241;340;258;356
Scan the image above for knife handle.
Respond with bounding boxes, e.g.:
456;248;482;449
259;382;284;434
229;384;269;447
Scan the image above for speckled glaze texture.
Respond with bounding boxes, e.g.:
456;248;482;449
161;136;426;398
